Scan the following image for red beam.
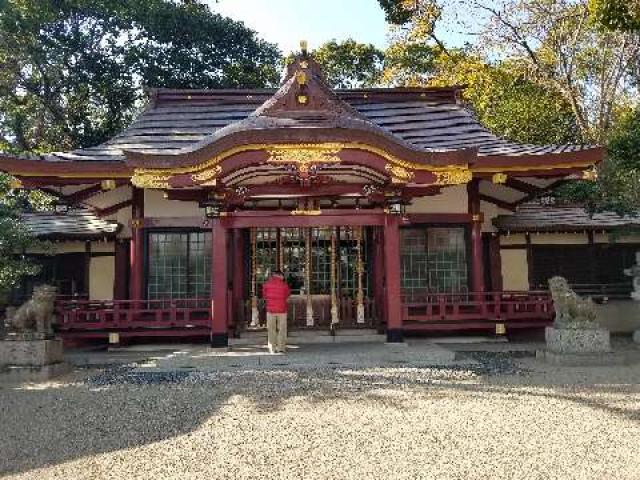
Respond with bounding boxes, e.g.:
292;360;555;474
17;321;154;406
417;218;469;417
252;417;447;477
97;199;133;217
478;193;517;212
504;177;542;196
66;184;103;204
404;213;474;224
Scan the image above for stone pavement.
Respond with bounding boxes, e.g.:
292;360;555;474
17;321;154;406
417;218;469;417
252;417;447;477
65;340;466;373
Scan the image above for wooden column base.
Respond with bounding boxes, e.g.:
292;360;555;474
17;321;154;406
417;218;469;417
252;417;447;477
211;333;229;348
386;328;404;343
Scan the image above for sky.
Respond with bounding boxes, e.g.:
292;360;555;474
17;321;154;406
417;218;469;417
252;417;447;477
206;0;477;55
206;0;391;54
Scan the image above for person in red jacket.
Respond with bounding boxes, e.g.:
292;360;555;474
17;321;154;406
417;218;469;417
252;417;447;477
262;270;291;353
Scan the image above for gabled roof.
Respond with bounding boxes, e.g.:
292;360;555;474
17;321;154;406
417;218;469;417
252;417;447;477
43;86;597;167
0;51;603;183
494;201;640;232
22;207;120;239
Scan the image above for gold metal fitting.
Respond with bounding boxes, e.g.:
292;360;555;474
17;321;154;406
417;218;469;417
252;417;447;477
297;95;308;105
492;173;507;184
582;167;598;181
108;332;120;344
495;323;506;335
101;179;117;191
9;177;23;189
296;71;307;86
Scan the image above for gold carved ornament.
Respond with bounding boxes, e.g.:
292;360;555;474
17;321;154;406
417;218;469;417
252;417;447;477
191;165;222;185
131;171;172;189
267;144;342;176
291;207;322;216
385;163;415;183
433;167;473;186
582;166;598;181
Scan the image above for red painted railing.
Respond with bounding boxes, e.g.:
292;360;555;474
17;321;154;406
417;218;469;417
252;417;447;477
402;291;553;326
55;298;211;331
54;291;553;335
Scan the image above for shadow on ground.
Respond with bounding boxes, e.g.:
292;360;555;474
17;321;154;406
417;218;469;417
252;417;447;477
1;345;640;477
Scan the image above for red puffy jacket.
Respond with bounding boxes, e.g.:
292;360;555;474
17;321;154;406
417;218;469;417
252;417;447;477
262;276;291;314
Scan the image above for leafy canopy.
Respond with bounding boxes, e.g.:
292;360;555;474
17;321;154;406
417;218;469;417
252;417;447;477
289;39;385;89
0;0;281;153
0;174;50;292
589;0;640;31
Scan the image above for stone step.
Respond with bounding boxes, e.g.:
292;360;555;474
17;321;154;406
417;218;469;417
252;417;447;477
231;329;384;345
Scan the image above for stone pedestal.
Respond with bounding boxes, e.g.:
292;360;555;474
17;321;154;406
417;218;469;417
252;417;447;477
545;326;611;354
537;326;622;366
0;334;69;381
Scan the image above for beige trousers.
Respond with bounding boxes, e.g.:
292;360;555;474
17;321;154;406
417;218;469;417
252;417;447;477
266;312;288;353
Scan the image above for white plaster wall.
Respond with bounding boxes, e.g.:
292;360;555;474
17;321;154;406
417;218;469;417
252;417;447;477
530;233;589;245
480;201;511;233
144;189;203;217
500;249;529;290
405;186;468;214
594;233;640;244
27;241;85;255
499;234;527;246
85;185;131;210
90;241;115;253
89;256;115;300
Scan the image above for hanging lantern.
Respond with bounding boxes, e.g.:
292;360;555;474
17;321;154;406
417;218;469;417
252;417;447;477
53;199;70;215
386;195;405;215
201;199;224;218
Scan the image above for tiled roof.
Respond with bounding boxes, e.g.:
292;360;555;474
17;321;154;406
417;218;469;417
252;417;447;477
493;201;640;232
42;88;596;163
22;208;120;238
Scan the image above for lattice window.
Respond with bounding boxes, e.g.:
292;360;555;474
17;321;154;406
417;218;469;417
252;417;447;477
339;227;369;297
310;227;332;294
252;227;370;297
401;227;468;298
255;228;278;293
401;228;429;296
147;231;211;300
282;227;306;294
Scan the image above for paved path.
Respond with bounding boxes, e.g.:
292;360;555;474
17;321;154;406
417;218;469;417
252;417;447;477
66;340;462;372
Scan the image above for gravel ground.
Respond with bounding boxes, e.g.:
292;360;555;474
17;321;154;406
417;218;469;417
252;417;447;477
2;355;640;480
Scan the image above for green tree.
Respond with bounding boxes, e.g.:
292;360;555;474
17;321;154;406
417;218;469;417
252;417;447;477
589;0;640;31
0;174;48;292
559;108;640;215
0;0;281;153
379;0;640;143
427;50;580;144
305;39;385;89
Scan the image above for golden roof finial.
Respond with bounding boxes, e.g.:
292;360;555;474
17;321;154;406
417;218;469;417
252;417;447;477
300;39;308;55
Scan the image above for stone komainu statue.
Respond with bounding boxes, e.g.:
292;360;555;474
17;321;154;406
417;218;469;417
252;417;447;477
548;276;597;329
6;285;57;336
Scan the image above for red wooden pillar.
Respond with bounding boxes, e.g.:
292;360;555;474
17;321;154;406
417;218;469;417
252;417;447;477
211;218;229;347
383;215;403;342
371;227;386;331
467;179;485;294
129;187;145;302
113;239;130;300
231;228;246;332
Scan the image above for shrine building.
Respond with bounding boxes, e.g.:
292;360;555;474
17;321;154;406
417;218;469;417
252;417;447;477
0;49;608;346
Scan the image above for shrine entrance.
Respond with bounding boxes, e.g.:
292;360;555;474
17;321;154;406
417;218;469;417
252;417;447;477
243;226;379;331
